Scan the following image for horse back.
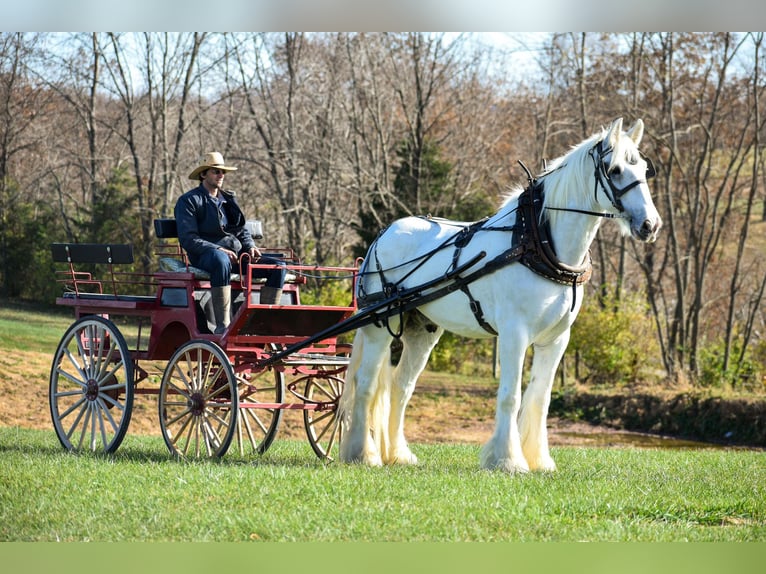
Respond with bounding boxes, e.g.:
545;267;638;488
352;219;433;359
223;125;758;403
359;216;481;297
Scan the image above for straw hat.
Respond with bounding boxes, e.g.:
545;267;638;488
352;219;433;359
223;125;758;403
188;152;238;180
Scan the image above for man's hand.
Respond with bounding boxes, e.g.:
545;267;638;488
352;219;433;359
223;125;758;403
248;246;262;260
218;247;238;263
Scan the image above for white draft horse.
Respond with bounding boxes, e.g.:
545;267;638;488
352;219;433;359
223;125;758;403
338;118;662;474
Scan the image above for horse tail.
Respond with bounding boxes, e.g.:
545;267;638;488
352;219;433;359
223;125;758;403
337;330;364;431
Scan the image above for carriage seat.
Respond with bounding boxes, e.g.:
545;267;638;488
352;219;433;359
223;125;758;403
153;218;295;283
158;256;237;280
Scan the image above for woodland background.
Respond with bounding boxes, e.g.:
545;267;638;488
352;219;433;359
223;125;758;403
1;31;765;390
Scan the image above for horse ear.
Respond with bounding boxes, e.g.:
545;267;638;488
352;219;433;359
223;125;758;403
607;117;624;148
627;118;644;145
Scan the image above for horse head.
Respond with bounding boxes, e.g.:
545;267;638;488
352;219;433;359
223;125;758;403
592;117;663;242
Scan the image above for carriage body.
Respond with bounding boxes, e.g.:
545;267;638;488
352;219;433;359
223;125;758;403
48;221;358;460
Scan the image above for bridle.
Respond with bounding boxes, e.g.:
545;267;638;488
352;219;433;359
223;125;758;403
543;139;656;220
588;140;656;213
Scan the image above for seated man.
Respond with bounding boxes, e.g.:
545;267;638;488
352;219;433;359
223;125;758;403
175;151;286;334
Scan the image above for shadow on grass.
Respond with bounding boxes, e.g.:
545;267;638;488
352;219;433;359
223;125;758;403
1;427;484;472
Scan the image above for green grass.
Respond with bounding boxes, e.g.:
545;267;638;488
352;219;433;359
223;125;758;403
1;427;764;542
0;301;72;353
0;300;145;371
2;299;765;544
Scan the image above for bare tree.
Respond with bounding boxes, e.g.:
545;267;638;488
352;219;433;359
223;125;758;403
139;32;208;218
341;32;399;238
27;33;108;243
0;33;55;296
723;32;766;379
637;32;762;377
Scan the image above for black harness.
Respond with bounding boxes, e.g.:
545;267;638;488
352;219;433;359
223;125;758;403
449;182;594;334
360;182;592;337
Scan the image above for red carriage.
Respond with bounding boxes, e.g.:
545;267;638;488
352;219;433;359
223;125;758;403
49;219;358;460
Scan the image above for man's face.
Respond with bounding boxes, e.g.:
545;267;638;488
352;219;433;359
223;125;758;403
202;168;226;189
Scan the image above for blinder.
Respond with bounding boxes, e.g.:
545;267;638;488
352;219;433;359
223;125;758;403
590;141;656;212
640;151;656;179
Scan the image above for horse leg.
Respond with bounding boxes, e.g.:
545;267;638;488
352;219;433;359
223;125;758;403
384;314;443;465
480;335;530;473
338;325;393;466
518;333;569;472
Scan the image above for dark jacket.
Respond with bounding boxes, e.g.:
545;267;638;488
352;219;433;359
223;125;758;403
174;185;255;258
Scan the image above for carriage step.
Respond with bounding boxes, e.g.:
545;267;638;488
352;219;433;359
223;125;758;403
279;353;350;366
60;291;157;303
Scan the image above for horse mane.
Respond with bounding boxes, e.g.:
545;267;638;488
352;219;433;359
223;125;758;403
537;130;603;229
497;130;600;227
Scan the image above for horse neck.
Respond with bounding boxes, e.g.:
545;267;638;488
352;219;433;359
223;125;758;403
540;175;604;268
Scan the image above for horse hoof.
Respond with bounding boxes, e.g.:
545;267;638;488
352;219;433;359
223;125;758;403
522;448;557;472
360;451;384;466
339;443;383;466
341;454;383;467
481;456;530;474
529;458;557;472
388;449;418;465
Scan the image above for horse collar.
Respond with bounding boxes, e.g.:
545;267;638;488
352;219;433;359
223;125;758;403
516;183;593;292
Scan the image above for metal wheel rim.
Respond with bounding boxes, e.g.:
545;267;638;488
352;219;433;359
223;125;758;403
49;316;134;454
158;340;238;459
233;369;285;456
303;375;344;460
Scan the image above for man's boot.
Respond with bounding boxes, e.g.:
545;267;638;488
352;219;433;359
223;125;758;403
259;286;283;305
211;285;231;334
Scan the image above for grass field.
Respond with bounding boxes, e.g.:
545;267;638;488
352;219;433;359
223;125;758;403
2;299;766;543
1;426;764;542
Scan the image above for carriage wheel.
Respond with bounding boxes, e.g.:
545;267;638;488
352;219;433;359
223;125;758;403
303;375;344;460
49;316;134;454
232;369;284;456
158;340;238;459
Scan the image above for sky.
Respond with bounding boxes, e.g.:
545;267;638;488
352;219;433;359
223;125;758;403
0;0;762;32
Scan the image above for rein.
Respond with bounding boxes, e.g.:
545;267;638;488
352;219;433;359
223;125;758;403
544;206;626;220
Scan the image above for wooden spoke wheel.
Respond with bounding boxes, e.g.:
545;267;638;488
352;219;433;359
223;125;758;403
232;369;285;457
49;316;134;454
158;340;238;459
303;374;344;460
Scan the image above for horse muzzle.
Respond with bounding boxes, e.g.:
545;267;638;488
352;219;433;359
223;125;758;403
632;216;662;242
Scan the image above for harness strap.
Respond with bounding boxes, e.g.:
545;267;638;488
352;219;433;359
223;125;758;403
367;218;480;305
460;284;498;335
449;220;501;335
376;244;526;340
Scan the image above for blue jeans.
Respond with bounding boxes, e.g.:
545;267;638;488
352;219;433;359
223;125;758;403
190;250;286;288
